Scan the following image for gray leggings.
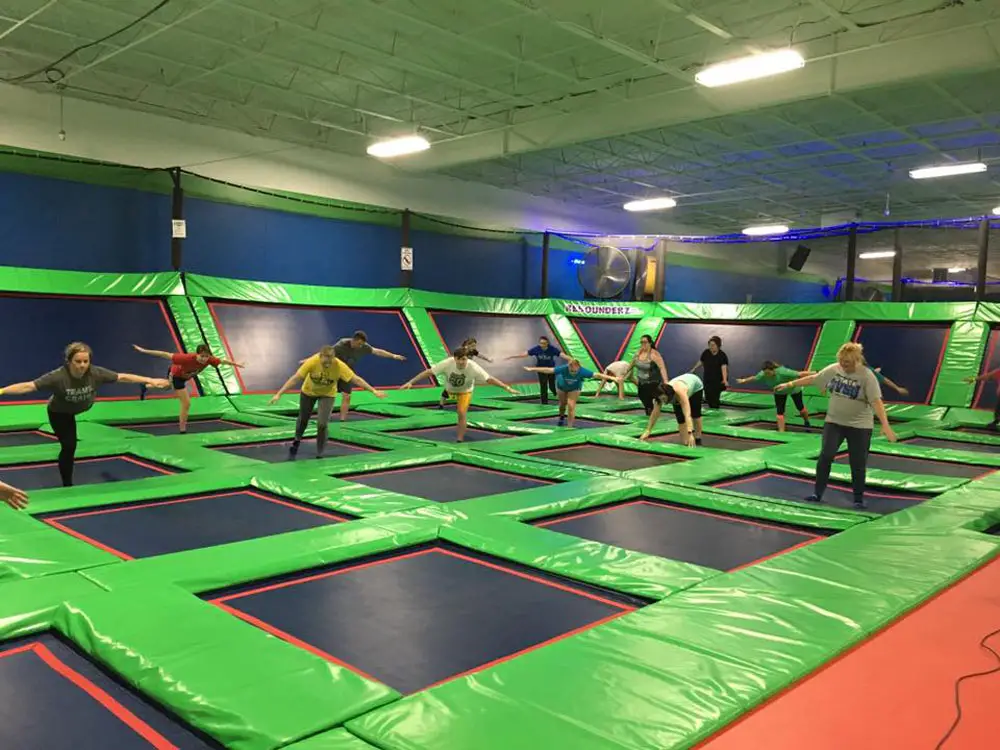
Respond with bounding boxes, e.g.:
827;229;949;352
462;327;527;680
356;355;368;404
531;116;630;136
814;421;872;499
295;393;335;452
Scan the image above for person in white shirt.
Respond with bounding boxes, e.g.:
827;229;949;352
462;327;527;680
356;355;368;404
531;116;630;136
401;347;517;441
594;360;631;399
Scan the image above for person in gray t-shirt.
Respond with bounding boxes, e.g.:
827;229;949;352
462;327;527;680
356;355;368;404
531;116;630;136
0;342;170;488
776;342;896;509
329;330;407;421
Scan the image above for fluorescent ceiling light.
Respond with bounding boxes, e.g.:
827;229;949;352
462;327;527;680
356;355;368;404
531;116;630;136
993;206;1000;215
948;267;967;273
742;224;789;236
858;251;896;259
367;135;430;158
908;162;986;179
623;197;677;212
695;49;805;88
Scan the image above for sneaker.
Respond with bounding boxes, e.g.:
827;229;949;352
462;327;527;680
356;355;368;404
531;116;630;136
694;438;703;446
288;440;300;456
557;416;566;426
804;494;821;503
853;496;867;509
139;384;148;401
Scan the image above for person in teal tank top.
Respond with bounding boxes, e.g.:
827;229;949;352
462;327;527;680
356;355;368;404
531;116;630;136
737;360;815;432
864;362;909;398
639;372;704;446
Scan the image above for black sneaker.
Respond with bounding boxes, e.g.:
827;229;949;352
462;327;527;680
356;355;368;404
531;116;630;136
139;384;148;401
288;440;300;456
805;494;821;503
853;496;867;510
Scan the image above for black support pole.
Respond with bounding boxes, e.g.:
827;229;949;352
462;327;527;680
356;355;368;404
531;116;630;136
891;228;903;302
540;231;550;298
976;217;990;302
400;209;412;288
844;224;858;301
170;167;183;271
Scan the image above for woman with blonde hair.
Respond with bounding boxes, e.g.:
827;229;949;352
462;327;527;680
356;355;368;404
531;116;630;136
776;342;896;509
0;342;171;486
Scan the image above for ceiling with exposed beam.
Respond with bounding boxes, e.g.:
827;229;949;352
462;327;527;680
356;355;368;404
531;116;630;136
1;0;999;237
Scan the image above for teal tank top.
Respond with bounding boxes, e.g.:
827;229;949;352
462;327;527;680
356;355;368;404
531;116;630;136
671;372;703;395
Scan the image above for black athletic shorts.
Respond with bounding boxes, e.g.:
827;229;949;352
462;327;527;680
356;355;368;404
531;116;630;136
637;382;662;414
672;390;703;423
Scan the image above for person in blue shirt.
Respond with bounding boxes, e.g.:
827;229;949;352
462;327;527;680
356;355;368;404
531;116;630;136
506;336;564;404
525;358;620;427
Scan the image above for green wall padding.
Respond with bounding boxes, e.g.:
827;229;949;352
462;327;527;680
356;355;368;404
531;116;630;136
932;320;989;406
808;319;855;370
167;296;228;395
186;296;242;395
547;314;598;371
0;266;183;296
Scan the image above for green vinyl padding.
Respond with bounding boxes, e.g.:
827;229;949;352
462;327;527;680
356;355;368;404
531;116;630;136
932;320;989;406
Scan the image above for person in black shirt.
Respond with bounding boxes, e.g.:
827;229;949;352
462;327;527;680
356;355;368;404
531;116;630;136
690;335;728;409
505;335;564;403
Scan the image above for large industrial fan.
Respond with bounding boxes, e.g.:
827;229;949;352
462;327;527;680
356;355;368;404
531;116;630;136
577;245;633;299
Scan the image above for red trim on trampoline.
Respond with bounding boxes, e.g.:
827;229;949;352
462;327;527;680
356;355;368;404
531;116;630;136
340;462;555;485
526;444;680;462
973;329;999;408
834;450;996;480
853;322;950;405
208;302;431;393
712;471;926;502
211;547;633;691
0;429;57;441
1;455;175;474
42;490;347;560
655;321;823;396
0;642;179;749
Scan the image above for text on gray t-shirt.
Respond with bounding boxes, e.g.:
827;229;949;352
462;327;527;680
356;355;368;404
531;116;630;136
33;365;119;415
813;363;882;429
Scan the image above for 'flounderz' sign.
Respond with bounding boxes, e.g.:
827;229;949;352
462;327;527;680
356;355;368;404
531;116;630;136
563;303;642;316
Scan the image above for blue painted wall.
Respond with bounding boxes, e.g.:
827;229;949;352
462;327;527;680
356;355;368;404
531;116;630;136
0;172;828;302
0;172;171;273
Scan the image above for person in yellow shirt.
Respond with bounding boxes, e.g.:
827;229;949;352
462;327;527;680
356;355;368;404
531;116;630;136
270;345;385;457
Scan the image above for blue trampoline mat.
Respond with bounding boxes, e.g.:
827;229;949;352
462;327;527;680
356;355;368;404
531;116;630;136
340;462;553;502
40;489;347;559
3;455;178;491
0;634;218;748
211;439;378;463
119;418;256;436
0;429;58;448
710;471;933;515
904;437;1000;455
208;545;636;694
389;426;516;443
533;499;824;571
516;416;625;429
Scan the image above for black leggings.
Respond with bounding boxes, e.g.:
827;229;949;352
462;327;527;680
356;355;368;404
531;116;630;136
47;410;78;487
637;382;662;415
703;380;724;409
774;392;806;415
814;422;872;500
537;372;556;403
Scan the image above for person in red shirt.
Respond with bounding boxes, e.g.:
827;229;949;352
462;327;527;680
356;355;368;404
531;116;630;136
965;369;1000;430
134;343;245;432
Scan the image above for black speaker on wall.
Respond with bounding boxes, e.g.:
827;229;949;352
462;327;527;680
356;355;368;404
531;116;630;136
788;244;811;272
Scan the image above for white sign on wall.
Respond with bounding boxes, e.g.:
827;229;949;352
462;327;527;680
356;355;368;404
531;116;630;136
171;219;187;238
401;246;413;271
563;302;641;316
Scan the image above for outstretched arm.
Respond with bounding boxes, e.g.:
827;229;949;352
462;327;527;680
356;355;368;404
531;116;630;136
776;373;818;391
592;372;620;383
132;344;174;360
218;358;245;369
269;372;303;402
486;376;518;394
117;373;171;388
504;352;532;360
736;373;761;385
0;381;38;396
524;366;555;374
372;347;406;361
400;368;434;389
349;374;386;398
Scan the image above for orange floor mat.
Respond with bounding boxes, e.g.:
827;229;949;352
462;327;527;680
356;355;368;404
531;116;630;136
699;554;1000;750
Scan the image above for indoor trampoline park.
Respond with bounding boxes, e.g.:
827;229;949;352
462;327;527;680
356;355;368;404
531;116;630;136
3;3;1000;748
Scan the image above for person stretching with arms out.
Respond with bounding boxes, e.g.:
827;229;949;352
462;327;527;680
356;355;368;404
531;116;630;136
777;342;896;509
737;360;815;432
505;335;564;404
439;337;491;407
403;348;517;442
629;335;669;415
271;345;385;458
595;360;632;400
866;362;909;398
964;368;1000;430
0;342;170;486
133;343;245;433
639;373;704;446
331;331;406;422
524;359;620;427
